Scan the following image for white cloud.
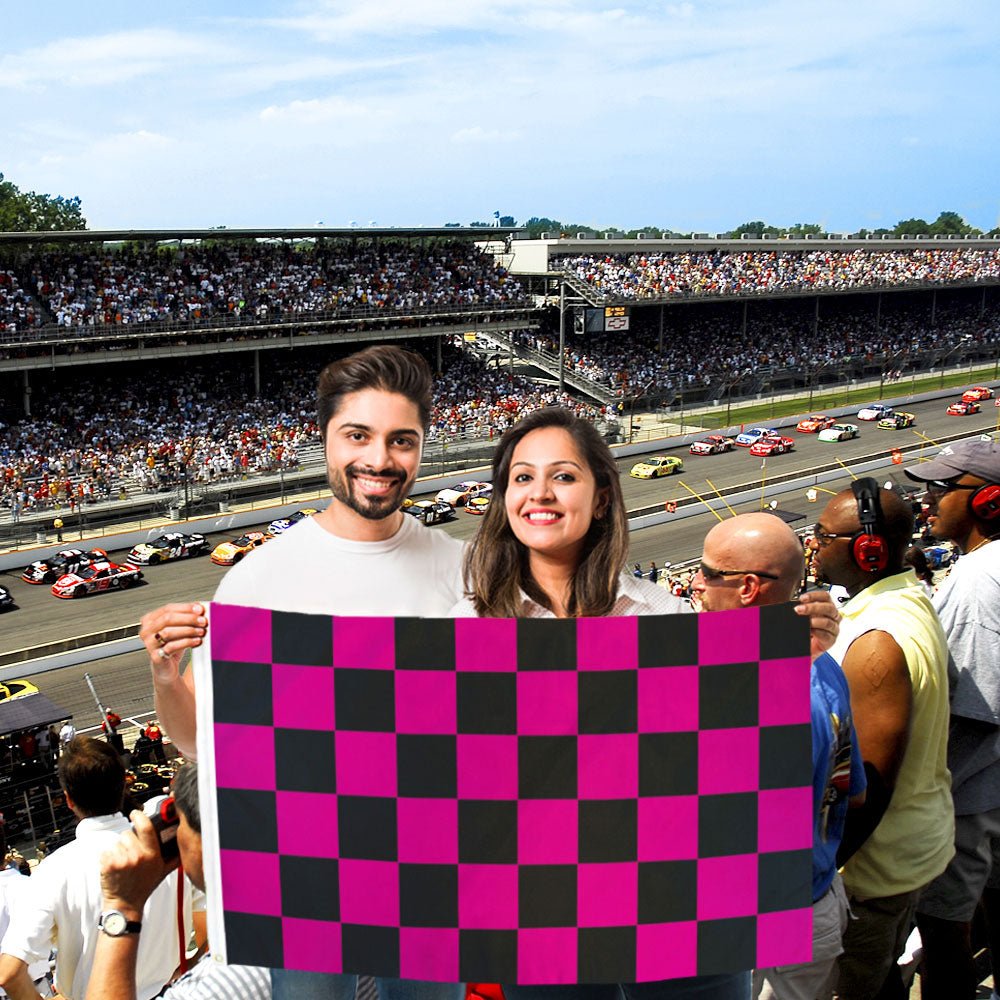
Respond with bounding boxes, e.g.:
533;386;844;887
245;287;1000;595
259;96;371;125
451;126;522;144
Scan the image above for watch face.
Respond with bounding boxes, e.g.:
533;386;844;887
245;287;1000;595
102;911;128;936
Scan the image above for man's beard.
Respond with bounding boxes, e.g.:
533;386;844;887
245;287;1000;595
328;463;410;520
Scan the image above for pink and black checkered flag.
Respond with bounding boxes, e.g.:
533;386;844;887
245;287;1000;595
198;604;813;983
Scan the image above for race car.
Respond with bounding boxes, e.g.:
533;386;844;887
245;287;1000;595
435;481;493;507
629;456;684;479
403;499;456;526
0;585;13;611
127;532;207;565
51;560;142;599
858;403;894;421
796;415;836;433
689;435;735;456
962;386;993;403
210;531;270;566
0;679;38;701
749;435;795;457
947;400;981;416
878;411;916;430
735;427;776;447
466;496;492;515
267;508;318;535
22;548;109;584
817;422;859;443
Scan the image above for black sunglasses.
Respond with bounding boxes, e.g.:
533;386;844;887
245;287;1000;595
698;561;780;582
923;480;978;497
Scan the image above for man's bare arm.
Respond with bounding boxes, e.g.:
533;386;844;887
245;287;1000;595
0;955;44;1000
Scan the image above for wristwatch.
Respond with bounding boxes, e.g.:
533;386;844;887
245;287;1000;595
98;910;142;937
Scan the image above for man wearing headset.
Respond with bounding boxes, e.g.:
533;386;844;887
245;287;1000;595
904;438;1000;1000
810;480;953;1000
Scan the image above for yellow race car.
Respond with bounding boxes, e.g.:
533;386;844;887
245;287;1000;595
0;679;38;702
211;531;271;566
629;456;683;479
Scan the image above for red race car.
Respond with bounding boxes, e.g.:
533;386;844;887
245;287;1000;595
947;400;981;416
51;561;142;599
962;386;993;403
749;436;795;457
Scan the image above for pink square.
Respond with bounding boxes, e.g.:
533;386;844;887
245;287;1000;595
578;734;638;799
699;607;759;665
637;796;698;861
638;667;699;732
698;855;758;920
455;618;517;671
635;923;698;980
518;673;578;735
396;671;456;734
758;788;813;852
334;731;396;796
578;863;637;927
211;603;272;662
459;865;518;929
282;918;342;973
577;617;638;670
518;928;578;984
273;664;335;730
400;928;459;981
759;657;811;726
519;800;578;864
277;791;339;858
339;859;399;925
756;908;813;967
698;729;759;794
214;724;274;790
457;736;518;799
398;799;458;863
220;850;281;915
333;616;394;669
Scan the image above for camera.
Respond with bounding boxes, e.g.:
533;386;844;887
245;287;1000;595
141;797;180;861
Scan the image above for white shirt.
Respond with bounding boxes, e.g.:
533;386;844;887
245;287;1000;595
1;814;192;1000
0;868;49;991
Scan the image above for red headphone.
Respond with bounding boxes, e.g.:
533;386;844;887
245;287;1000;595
851;477;890;573
970;483;1000;521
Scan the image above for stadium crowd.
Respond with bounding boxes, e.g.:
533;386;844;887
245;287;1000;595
0;241;527;335
556;246;1000;300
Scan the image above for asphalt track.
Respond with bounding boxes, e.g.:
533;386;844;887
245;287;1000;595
2;393;997;729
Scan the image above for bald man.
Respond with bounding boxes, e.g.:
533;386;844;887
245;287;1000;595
692;514;866;1000
811;479;953;1000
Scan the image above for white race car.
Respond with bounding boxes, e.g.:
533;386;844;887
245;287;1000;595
817;423;859;443
857;403;893;422
127;532;207;565
435;481;493;507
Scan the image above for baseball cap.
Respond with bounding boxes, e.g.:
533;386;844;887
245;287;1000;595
904;437;1000;485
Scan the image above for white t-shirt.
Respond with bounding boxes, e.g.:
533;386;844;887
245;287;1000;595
213;513;465;616
0;868;49;989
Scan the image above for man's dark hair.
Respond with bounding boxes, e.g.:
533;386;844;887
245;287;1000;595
317;345;433;438
57;737;125;817
172;763;200;834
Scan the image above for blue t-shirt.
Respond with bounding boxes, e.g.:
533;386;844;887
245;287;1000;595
811;652;866;899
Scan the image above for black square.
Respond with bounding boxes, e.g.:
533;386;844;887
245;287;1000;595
578;672;637;734
578;926;636;983
697;917;756;974
639;732;698;796
213;661;273;726
397;735;457;798
460;930;517;983
272;610;332;665
519;736;577;799
335;669;395;732
342;924;400;978
519;865;577;928
760;725;813;789
638;614;698;668
517;618;576;670
400;864;459;926
759;603;810;661
579;799;637;863
458;674;516;734
698;794;757;857
637;860;698;923
459;800;517;864
338;796;397;860
280;857;339;920
395;619;456;670
224;912;283;969
758;849;812;913
275;729;336;793
217;788;277;853
699;662;759;730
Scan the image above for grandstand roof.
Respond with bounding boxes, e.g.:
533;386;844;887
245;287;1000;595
0;226;525;247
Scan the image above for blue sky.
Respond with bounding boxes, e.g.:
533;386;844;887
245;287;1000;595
3;1;999;232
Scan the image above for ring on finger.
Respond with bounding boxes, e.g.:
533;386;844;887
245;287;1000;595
157;647;169;661
154;632;166;647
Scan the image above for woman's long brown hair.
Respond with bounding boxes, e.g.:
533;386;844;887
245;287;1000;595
463;407;629;618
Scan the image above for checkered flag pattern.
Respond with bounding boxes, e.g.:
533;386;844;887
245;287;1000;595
203;603;813;984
